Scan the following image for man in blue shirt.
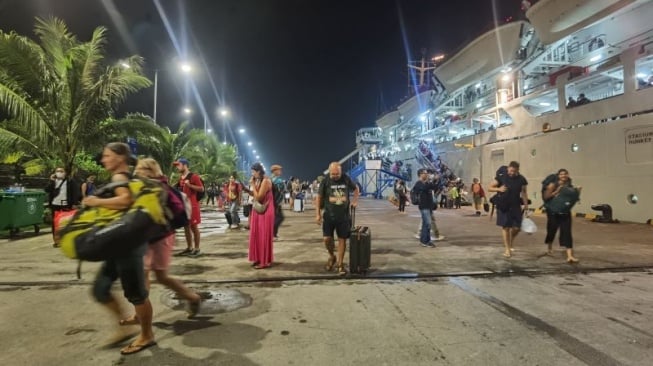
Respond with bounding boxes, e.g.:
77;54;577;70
412;169;440;247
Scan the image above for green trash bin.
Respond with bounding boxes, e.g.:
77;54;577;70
0;190;46;237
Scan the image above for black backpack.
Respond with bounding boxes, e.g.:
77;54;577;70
185;173;205;201
409;188;420;205
489;166;511;211
541;173;558;204
272;179;284;207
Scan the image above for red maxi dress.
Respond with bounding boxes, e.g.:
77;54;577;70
248;189;275;267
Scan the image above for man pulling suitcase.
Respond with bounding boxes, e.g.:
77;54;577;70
316;162;360;276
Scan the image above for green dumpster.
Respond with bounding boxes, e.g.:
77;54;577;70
0;190;46;237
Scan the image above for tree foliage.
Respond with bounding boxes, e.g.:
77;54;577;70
0;17;151;175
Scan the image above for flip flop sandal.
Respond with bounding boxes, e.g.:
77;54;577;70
187;299;201;319
325;256;336;272
337;265;347;276
120;340;157;355
102;330;139;349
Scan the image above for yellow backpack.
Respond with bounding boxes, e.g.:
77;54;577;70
59;177;169;261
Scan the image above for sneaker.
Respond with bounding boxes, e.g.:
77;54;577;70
414;232;435;240
177;248;193;256
420;242;436;248
188;249;201;257
230;224;239;229
433;235;446;241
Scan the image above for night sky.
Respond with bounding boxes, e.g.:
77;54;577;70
1;0;521;178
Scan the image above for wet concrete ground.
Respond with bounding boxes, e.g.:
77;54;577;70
0;199;652;365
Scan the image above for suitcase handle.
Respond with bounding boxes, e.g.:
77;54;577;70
350;206;356;228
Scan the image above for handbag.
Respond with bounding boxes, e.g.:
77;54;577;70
521;217;537;234
243;204;252;217
253;200;268;214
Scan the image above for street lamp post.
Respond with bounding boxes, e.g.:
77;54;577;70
153;69;159;124
153;62;192;125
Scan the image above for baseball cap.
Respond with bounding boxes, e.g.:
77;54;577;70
173;158;189;166
271;164;282;172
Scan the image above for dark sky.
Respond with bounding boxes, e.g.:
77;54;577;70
0;0;521;178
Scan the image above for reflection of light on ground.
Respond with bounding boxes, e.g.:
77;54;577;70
174;208;247;240
160;288;253;314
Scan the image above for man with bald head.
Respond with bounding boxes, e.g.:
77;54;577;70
316;162;360;275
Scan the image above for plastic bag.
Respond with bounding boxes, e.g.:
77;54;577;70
521;217;537;234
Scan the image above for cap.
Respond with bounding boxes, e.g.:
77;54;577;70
173;158;189;166
271;164;282;172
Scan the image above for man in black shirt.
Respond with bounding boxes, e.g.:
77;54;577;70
316;162;359;275
412;168;440;247
488;161;529;258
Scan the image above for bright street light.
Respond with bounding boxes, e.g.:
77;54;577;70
180;62;192;73
238;128;245;134
183;107;192;115
252;150;257;153
207;128;212;133
247;141;253;146
120;62;131;69
219;108;229;117
153;62;193;124
256;155;260;159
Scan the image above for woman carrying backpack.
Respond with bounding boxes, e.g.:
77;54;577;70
542;168;581;263
83;142;154;355
118;158;201;330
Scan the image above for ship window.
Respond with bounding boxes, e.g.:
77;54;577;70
522;90;559;116
571;143;580;152
627;194;638;204
497;108;513;127
565;65;624;107
635;55;653;91
542;122;551;132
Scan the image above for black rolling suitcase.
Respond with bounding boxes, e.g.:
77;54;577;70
349;207;371;274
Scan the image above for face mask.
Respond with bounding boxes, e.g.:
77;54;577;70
55;172;65;179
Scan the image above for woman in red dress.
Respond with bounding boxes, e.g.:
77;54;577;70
247;163;275;269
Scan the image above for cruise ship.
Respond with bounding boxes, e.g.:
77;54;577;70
344;0;653;223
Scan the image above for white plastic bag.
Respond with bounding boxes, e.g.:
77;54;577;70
521;217;537;234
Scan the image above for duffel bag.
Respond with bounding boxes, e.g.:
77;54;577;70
59;178;169;261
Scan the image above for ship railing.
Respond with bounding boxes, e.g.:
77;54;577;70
523;79;550;96
567;34;608;63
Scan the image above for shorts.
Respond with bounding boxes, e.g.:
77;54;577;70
322;217;351;239
473;196;483;205
496;205;523;228
190;203;201;225
144;233;175;271
92;244;148;305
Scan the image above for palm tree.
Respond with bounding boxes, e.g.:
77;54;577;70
0;17;152;175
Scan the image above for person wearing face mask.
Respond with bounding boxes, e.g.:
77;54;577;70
45;167;80;247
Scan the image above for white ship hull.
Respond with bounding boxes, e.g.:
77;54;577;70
354;0;653;223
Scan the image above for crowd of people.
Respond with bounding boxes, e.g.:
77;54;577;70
45;143;581;355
